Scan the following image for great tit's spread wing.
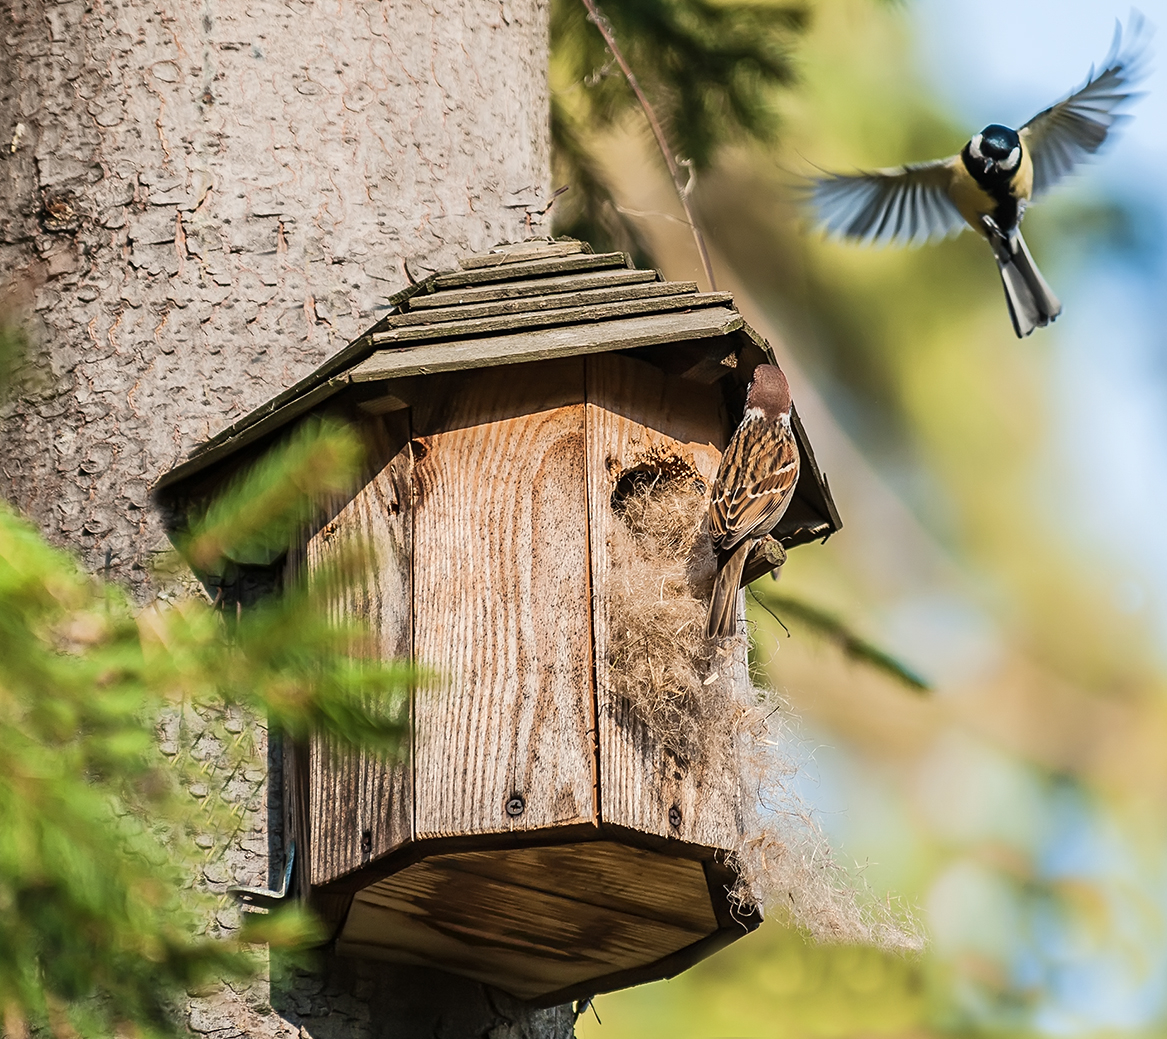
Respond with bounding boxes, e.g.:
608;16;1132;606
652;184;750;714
1020;16;1148;196
810;157;965;246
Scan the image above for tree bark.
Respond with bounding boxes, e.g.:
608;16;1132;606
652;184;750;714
0;0;550;594
1;1;571;1035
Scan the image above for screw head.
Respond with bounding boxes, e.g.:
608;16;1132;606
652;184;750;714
505;794;526;818
668;805;682;829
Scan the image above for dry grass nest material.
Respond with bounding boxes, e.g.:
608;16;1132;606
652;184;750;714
606;457;922;951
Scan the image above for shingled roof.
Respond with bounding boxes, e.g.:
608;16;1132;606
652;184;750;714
155;238;841;546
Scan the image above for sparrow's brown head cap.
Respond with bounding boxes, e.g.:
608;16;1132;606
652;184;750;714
745;363;791;417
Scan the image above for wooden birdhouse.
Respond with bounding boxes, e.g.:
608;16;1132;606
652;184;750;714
156;239;841;1005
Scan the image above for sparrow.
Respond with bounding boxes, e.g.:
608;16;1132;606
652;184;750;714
809;16;1147;338
706;364;801;640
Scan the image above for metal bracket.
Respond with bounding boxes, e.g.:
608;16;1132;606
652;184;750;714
229;842;295;909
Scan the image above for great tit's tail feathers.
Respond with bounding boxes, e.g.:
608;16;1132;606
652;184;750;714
707;540;752;640
986;224;1062;337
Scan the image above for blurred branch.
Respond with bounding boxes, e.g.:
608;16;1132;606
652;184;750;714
549;0;805;259
748;586;931;693
578;0;717;288
550;93;656;263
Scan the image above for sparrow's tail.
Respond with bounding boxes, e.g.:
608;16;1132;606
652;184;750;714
990;228;1063;338
706;540;752;640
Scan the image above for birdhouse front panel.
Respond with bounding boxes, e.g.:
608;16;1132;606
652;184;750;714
409;358;597;839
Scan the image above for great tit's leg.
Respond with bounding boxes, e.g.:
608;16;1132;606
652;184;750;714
979;214;1013;264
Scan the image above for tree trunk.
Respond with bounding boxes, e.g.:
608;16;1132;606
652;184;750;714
1;1;571;1035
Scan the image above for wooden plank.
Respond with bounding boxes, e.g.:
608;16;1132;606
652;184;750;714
407;268;658;309
154;376;349;490
350;309;744;384
433;842;718;933
337;843;714;1000
432;251;627;289
410;359;596;839
385;280;699;328
371;292;734;346
786;404;844;539
532;919;754;1009
584;352;746;849
457;241;587;269
304;413;414;885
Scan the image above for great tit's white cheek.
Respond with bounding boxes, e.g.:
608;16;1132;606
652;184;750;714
1002;146;1021;171
969;134;985;160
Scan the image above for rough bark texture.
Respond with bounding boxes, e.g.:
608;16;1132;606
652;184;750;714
0;1;571;1036
0;0;550;593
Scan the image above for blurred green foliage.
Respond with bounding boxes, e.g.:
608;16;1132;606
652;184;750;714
0;317;412;1038
569;1;1167;1037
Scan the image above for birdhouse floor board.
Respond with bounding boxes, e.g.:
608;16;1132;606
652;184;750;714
415;841;718;933
406;268;658;309
384;280;701;327
431;251;627;290
349;309;744;383
370;292;736;346
336;842;718;1002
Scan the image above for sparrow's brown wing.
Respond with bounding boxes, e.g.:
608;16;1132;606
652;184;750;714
1020;17;1147;197
809;157;965;246
709;418;801;553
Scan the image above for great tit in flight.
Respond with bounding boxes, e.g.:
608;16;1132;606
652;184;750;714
810;17;1148;338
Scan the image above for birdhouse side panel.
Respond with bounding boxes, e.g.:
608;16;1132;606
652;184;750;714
303;413;413;885
585;352;747;851
411;359;597;839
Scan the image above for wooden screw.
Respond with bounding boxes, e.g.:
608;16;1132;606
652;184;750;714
668;805;682;829
505;794;525;818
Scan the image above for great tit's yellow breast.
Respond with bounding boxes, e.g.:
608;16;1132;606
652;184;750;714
1013;147;1034;202
949;163;998;237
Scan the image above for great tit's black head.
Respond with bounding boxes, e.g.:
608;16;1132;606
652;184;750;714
966;123;1022;177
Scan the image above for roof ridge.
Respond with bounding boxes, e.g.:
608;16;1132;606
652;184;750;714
456;237;593;271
